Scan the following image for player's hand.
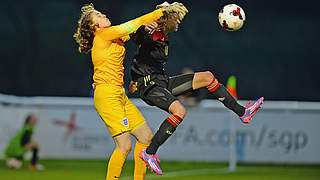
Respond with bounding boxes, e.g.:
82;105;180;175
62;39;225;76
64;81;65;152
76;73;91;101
145;22;158;33
129;81;138;93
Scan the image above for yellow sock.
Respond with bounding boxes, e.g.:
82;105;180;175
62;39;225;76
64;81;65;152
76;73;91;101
134;142;149;180
106;149;126;180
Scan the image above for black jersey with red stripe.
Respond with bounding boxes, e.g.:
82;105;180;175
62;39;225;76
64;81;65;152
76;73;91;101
130;25;169;81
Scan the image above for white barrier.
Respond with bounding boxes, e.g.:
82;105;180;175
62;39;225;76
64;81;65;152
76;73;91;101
0;94;320;164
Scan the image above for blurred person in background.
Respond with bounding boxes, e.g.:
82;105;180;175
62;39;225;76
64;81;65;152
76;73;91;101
4;114;44;170
129;1;264;175
73;3;185;180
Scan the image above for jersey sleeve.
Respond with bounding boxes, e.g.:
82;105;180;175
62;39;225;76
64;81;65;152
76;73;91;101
96;9;163;41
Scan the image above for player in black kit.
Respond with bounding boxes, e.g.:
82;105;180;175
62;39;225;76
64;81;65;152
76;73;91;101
129;2;264;175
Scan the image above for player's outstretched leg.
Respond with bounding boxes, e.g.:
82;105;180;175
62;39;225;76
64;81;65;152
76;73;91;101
139;114;181;175
192;71;264;123
140;101;185;175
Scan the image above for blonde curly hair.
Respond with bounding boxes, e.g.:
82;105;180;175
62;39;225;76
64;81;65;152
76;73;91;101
156;13;178;34
73;3;97;53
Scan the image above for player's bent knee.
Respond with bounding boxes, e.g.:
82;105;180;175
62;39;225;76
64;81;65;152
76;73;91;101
194;71;216;89
118;143;132;154
180;107;187;118
26;141;38;150
139;132;153;145
174;105;186;119
132;123;153;144
203;71;214;84
169;101;187;119
33;141;39;148
144;129;153;142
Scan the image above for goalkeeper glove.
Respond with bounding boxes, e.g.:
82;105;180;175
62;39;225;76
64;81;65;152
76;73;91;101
159;2;189;21
171;2;189;20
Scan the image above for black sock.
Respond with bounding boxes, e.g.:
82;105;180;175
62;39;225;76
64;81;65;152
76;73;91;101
31;148;38;165
211;84;245;116
146;120;176;155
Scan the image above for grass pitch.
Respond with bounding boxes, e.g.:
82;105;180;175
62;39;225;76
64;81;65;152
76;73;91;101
0;160;319;180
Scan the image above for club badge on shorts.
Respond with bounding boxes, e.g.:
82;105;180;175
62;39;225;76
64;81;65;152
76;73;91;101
122;118;129;126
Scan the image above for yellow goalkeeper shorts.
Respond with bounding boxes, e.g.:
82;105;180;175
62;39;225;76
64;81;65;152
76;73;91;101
94;84;146;137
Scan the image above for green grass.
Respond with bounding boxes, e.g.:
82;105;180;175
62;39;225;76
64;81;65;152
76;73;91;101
0;160;320;180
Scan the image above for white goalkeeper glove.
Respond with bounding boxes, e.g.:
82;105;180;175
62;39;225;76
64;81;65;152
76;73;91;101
158;1;189;21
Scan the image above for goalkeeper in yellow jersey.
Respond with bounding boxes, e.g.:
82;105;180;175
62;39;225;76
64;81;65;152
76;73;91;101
73;2;186;180
129;2;264;175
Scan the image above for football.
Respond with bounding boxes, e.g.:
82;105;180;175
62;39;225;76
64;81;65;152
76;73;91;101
218;4;246;31
6;158;23;169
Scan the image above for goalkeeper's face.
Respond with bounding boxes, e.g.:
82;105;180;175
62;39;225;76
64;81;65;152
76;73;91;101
91;10;111;29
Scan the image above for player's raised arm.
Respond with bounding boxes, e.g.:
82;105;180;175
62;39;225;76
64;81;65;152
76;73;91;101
96;3;188;41
74;2;188;53
95;9;162;41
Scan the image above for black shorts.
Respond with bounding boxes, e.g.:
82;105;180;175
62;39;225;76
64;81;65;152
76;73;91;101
136;73;195;112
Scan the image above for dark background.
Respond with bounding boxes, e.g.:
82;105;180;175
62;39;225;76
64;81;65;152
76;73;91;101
0;0;319;101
